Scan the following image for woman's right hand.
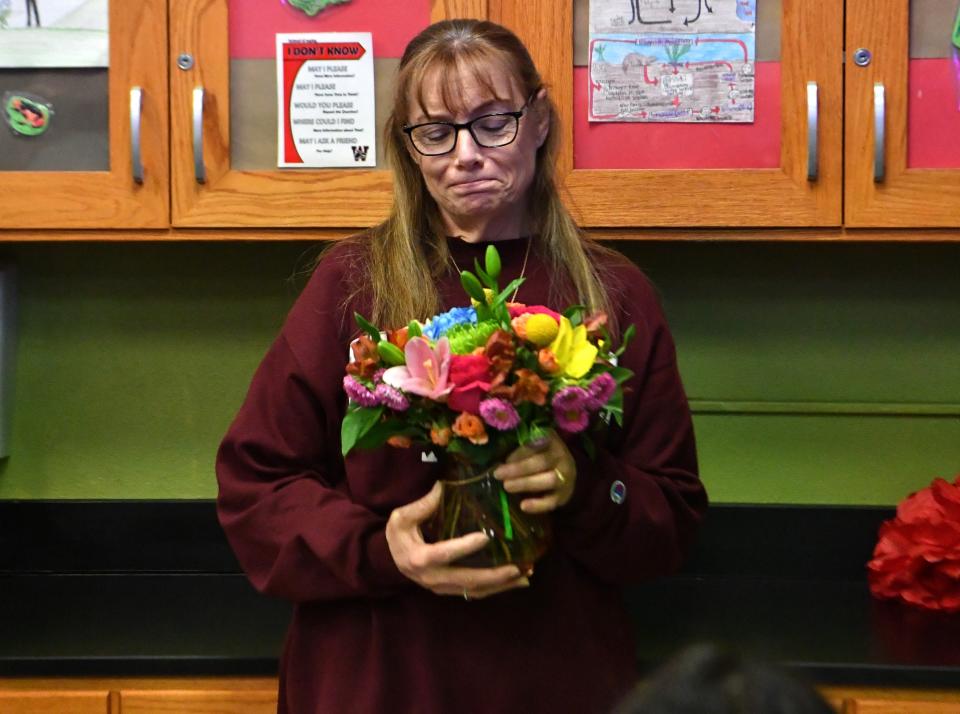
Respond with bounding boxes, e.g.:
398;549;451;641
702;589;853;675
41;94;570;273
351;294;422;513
386;482;531;600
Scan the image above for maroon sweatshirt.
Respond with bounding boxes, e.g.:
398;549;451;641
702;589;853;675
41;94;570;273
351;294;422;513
216;235;707;714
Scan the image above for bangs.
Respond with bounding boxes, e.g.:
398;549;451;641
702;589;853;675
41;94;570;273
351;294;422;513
407;47;518;121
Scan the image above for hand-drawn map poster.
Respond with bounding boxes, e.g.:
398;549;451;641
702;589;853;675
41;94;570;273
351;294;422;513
589;0;756;123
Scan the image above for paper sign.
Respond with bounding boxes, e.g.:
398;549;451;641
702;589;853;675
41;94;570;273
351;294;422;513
276;32;376;168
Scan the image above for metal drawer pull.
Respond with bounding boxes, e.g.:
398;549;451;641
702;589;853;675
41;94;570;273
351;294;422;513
806;81;818;181
193;86;206;184
873;83;885;183
130;87;144;184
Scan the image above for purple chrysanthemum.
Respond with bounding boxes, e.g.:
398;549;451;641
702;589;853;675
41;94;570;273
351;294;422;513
375;383;410;412
552;386;590;433
343;375;379;408
372;367;387;383
586;372;617;410
479;398;521;430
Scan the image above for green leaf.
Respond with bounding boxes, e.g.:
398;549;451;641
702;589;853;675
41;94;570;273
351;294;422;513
610;366;634;385
580;434;597;461
495;277;525;305
614;324;636;357
377;341;405;366
407;320;422;338
356;420;422;450
473;258;498;290
354;312;381;343
460;272;487;302
485;245;502;280
563;305;586;326
341;406;384;457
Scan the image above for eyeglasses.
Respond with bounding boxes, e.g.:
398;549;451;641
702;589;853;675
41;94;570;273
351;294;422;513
402;97;532;157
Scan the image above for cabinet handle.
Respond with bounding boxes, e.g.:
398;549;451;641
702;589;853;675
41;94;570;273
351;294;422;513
193;86;206;184
130;87;144;184
806;81;818;181
873;83;885;182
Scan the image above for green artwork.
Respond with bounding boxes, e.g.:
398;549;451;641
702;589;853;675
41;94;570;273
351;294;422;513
287;0;351;17
952;2;960;50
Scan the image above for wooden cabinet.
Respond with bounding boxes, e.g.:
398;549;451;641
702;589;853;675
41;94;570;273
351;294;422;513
0;1;169;229
507;0;844;228
844;0;960;227
0;690;111;714
1;0;957;234
821;686;960;714
0;678;277;714
120;689;277;713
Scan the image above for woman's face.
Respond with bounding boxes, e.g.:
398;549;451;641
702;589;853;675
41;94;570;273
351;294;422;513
406;59;548;236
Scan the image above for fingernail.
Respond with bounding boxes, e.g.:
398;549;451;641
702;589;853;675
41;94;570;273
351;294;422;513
531;437;549;448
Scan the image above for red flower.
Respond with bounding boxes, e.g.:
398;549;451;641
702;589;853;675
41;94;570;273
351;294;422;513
507;303;562;322
345;334;380;380
868;475;960;613
447;353;492;415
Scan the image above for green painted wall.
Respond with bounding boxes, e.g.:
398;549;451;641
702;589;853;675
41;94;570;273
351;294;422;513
0;241;957;503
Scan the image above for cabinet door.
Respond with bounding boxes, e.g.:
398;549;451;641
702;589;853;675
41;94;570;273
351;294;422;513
845;0;960;226
0;691;109;714
0;1;169;229
169;0;488;227
492;0;843;228
120;690;277;714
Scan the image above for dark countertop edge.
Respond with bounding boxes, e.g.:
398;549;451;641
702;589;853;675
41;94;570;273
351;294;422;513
0;657;279;678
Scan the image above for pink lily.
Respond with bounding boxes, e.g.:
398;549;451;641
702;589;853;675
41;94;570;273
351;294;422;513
382;336;453;401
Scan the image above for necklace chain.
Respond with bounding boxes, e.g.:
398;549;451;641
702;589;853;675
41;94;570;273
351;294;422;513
448;238;531;304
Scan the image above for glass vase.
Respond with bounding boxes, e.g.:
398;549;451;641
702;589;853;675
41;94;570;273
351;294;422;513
426;453;552;570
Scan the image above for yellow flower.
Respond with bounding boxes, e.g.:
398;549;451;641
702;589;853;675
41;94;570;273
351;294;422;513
470;288;495;309
548;317;598;379
525;313;559;347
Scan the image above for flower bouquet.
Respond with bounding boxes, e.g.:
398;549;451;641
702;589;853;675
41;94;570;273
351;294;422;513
341;245;635;569
868;474;960;613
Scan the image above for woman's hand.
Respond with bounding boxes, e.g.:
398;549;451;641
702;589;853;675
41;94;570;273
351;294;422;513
386;482;531;600
495;431;577;513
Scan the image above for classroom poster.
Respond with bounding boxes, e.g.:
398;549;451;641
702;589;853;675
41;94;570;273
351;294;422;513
276;32;376;168
588;0;756;123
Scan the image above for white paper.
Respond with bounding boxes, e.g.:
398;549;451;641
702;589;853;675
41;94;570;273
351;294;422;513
588;0;756;123
276;32;376;168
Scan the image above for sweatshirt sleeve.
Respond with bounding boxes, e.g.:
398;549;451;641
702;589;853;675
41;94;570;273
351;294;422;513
215;243;411;603
553;265;707;585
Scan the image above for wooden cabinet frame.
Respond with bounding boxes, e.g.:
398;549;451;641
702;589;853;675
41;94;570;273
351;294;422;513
170;0;489;227
845;0;960;227
491;0;843;228
0;1;169;229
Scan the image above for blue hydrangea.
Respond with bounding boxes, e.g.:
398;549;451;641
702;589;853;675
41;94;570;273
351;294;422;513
423;306;477;340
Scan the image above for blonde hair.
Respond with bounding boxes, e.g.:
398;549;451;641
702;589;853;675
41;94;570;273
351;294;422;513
350;19;618;331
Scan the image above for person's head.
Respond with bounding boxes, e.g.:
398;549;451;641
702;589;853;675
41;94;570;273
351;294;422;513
386;19;556;238
612;644;834;714
356;20;616;332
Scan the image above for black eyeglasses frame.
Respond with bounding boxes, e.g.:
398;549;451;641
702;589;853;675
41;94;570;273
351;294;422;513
401;96;534;157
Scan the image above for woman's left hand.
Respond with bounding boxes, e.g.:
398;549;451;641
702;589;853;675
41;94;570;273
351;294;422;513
494;432;577;513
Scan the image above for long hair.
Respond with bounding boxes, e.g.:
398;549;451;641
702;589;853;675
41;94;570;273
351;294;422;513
348;19;619;331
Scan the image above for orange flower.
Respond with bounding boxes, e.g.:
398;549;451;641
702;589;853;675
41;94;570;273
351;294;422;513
346;334;380;380
387;326;410;351
484;329;516;388
451;412;488;445
430;425;452;447
510;313;530;340
538;348;562;374
387;435;412;448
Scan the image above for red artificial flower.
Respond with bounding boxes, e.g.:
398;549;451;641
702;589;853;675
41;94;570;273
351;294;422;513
447;353;493;415
868;475;960;613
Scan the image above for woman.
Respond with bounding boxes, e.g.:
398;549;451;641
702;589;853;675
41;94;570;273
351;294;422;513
216;19;706;714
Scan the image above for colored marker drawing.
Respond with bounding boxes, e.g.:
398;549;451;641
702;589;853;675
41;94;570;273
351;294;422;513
589;0;756;123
